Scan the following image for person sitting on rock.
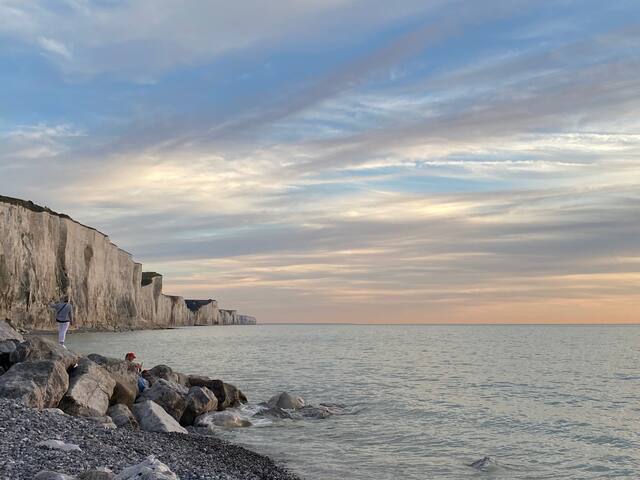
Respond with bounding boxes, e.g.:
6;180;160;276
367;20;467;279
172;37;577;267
125;352;149;393
49;295;73;348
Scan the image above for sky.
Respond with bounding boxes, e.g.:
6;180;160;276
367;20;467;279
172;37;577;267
0;0;639;324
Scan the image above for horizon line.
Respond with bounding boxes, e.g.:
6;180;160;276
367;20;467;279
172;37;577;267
256;322;640;326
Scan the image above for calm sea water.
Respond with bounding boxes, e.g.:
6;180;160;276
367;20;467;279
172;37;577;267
65;324;640;479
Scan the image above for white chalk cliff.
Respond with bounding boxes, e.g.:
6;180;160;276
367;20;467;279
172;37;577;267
0;196;256;330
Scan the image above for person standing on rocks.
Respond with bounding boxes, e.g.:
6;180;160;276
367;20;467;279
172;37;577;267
49;295;73;347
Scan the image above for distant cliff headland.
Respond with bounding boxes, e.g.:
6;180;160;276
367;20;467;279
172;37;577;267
0;195;256;331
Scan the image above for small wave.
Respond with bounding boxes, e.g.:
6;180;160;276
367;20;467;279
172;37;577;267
247;417;274;427
319;402;363;414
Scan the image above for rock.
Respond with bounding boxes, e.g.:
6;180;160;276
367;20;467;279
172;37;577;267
85;415;117;429
468;456;499;471
0;339;17;350
256;404;293;419
194;410;252;428
297;405;333;419
36;439;82;452
188;375;247;410
186;374;208;387
0;339;18;353
187;375;246;410
59;357;116;417
147;365;173;383
180;386;218;425
43;407;67;415
222;382;248;409
108;404;138;428
131;400;187;434
267;391;305;410
147;365;187;386
35;472;77;480
187;375;223;394
0;339;18;370
0;360;69;408
175;371;188;387
258;401;347;420
87;354;138;406
10;336;79;369
0;319;24;342
115;455;178;480
139;378;187;421
79;468;115;480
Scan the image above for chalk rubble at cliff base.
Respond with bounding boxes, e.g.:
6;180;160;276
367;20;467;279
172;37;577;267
0;321;298;479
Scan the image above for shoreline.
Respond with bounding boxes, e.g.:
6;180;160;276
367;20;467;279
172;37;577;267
30;323;257;335
0;322;301;479
30;326;179;335
0;398;300;479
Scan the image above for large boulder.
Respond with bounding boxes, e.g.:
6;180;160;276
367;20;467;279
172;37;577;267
147;365;187;386
114;456;178;480
222;382;248;410
187;375;223;396
194;410;251;429
267;391;305;410
10;336;79;369
59;358;116;417
87;354;138;406
131;400;187;434
107;404;138;428
187;375;247;410
138;379;187;421
0;319;23;342
0;360;68;408
180;386;218;426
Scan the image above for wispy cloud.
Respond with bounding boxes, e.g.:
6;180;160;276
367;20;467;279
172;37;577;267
38;36;72;59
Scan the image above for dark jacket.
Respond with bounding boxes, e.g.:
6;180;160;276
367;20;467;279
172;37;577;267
50;302;73;323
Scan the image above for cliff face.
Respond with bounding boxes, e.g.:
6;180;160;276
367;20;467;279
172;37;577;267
0;196;254;330
238;315;257;325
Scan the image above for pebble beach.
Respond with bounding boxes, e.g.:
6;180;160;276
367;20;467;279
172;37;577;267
0;398;300;480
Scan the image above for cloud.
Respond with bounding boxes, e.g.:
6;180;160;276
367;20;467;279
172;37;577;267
38;36;72;59
0;123;84;160
0;0;448;78
0;1;638;323
143;182;639;323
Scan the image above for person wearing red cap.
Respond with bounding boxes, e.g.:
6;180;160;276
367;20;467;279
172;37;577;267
125;352;138;366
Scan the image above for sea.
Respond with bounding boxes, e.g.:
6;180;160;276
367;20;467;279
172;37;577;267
65;324;640;479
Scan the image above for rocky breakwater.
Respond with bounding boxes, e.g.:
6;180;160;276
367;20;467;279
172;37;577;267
0;195;256;331
0;320;294;479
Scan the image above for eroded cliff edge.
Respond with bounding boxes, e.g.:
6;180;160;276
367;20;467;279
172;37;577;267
0;195;256;330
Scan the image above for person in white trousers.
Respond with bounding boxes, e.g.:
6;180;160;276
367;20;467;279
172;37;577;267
49;295;73;347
